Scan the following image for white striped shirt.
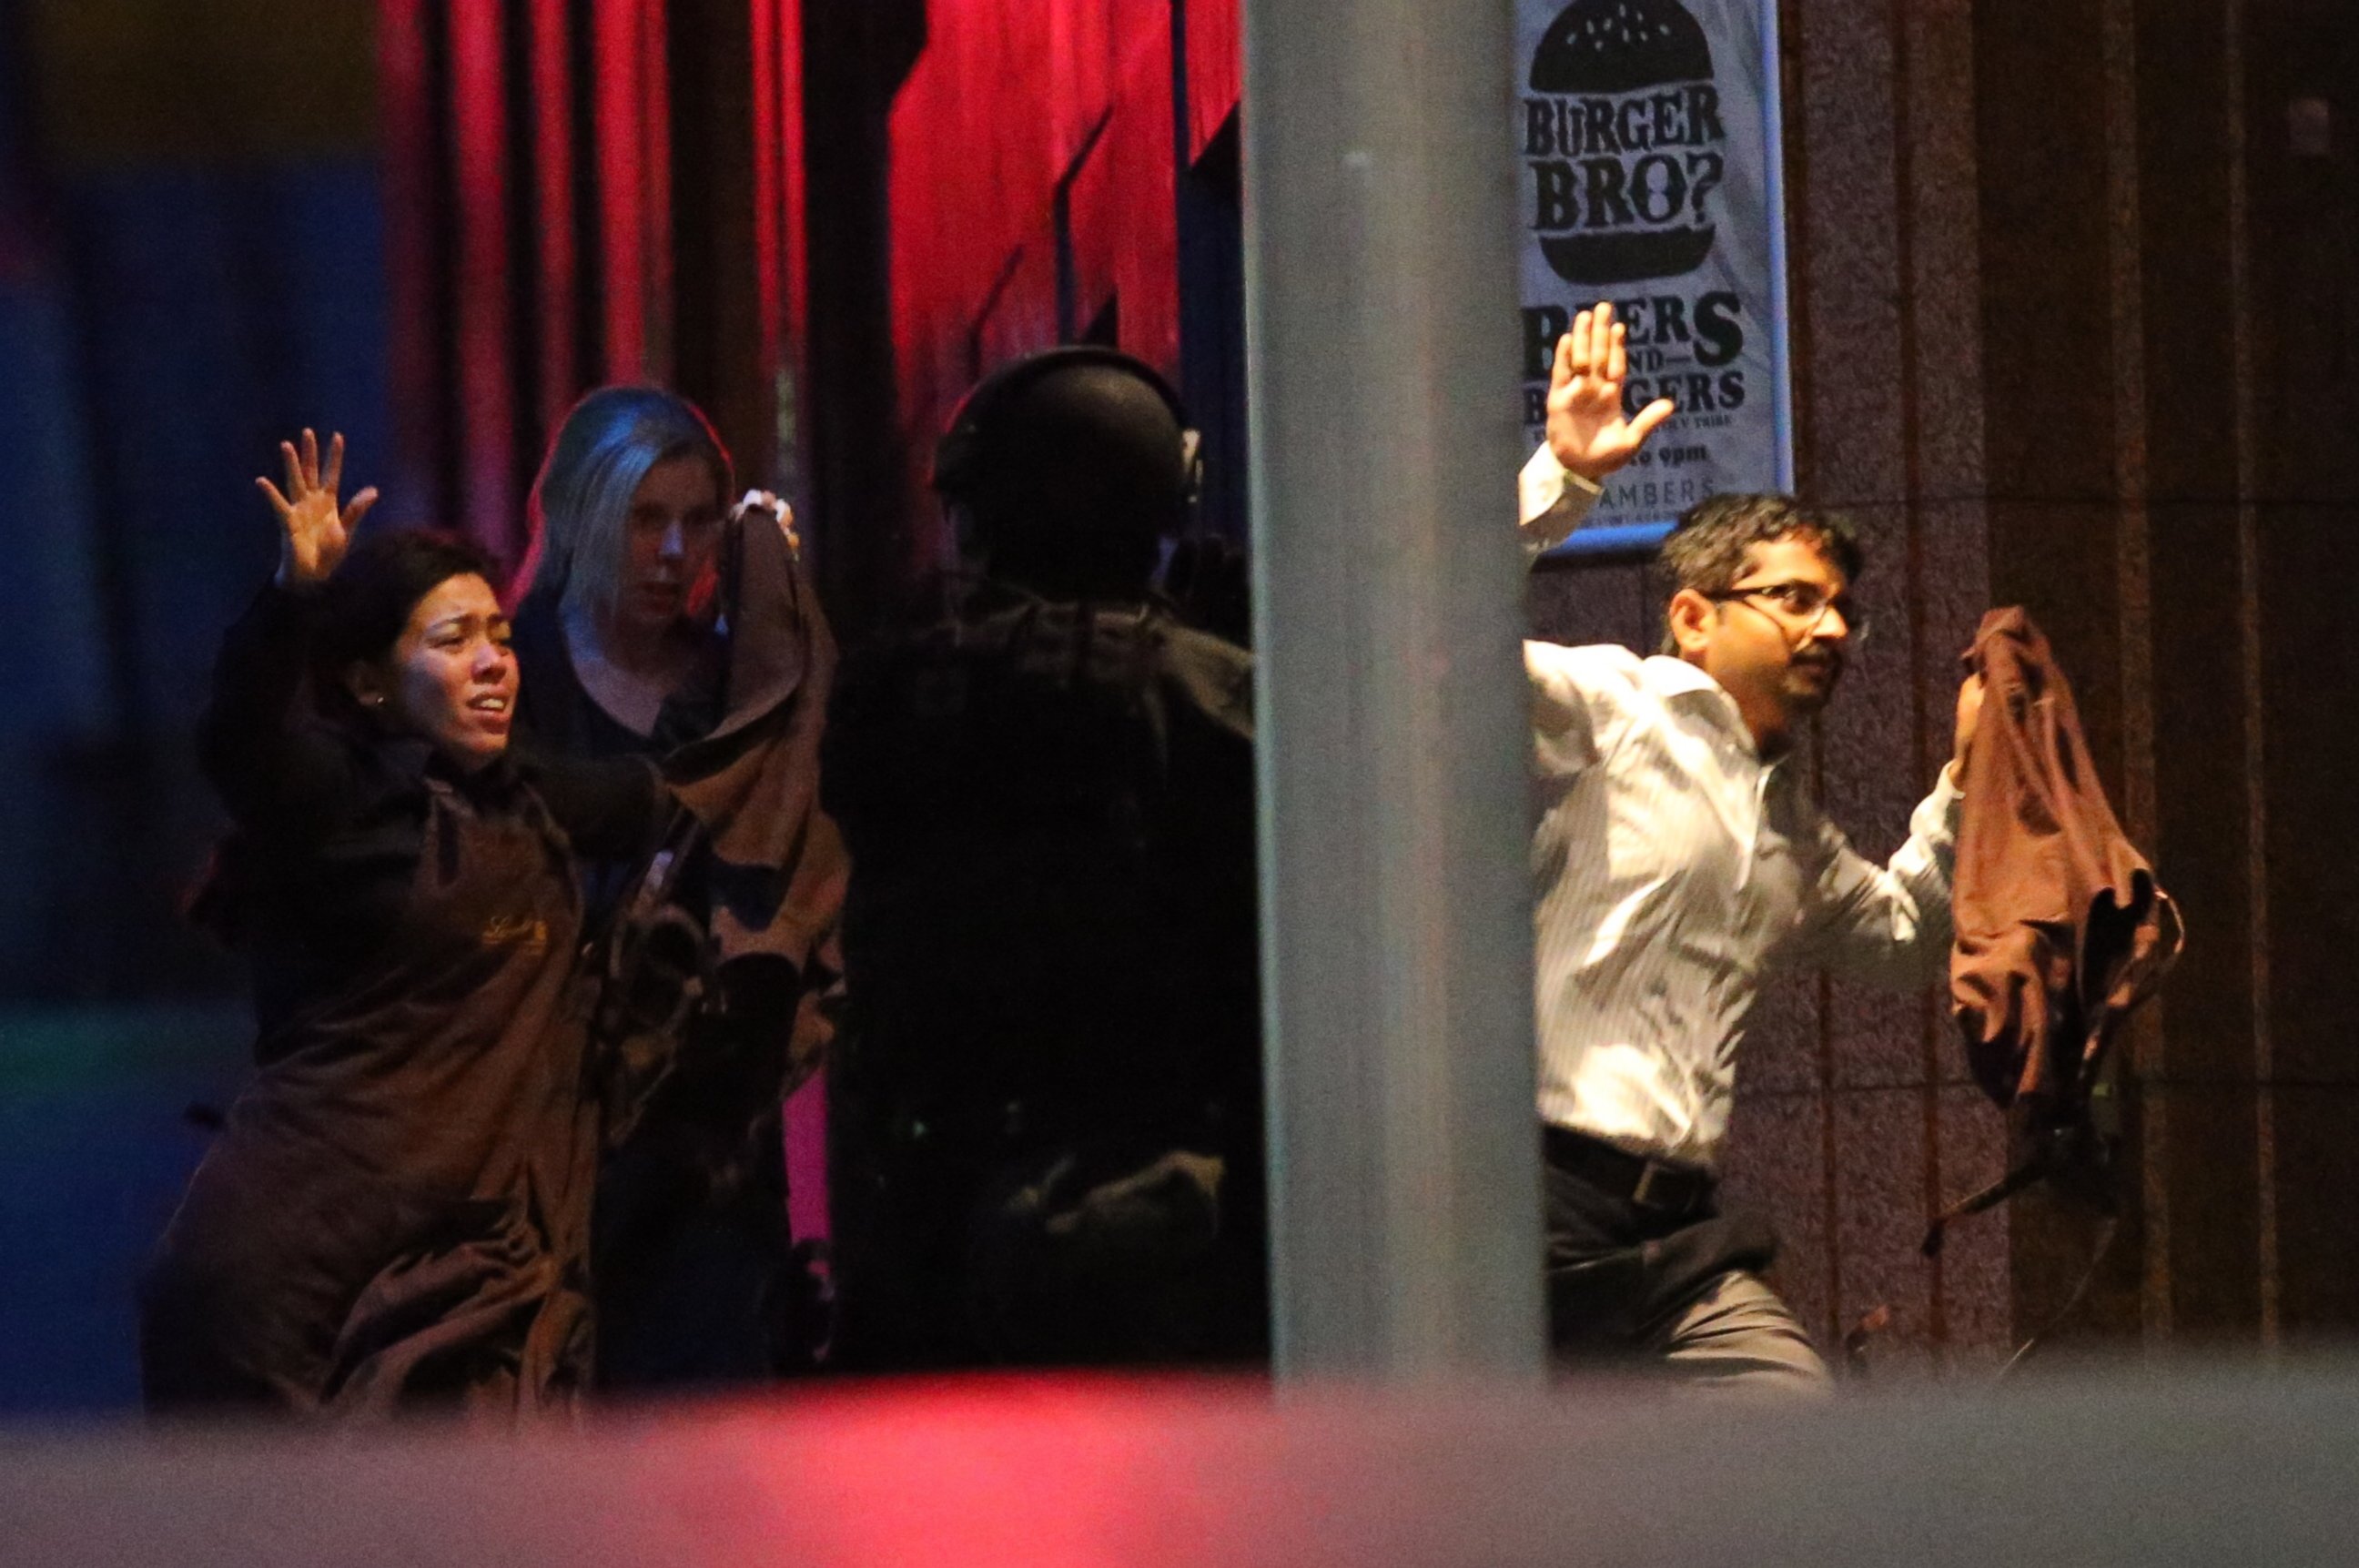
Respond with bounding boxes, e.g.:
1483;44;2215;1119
1519;447;1960;1169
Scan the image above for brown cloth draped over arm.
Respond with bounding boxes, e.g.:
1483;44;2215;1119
1951;607;2183;1115
658;499;849;1097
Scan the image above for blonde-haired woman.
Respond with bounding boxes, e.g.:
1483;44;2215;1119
509;387;845;1388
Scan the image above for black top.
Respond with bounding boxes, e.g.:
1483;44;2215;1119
505;590;726;925
508;589;722;761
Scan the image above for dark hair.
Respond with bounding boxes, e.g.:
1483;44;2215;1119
1650;492;1861;653
192;528;499;945
314;527;500;676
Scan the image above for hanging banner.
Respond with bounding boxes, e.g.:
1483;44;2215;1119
1518;0;1792;551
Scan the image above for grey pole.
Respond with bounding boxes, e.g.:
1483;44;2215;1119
1242;0;1544;1377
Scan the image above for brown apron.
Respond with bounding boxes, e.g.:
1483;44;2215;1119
142;770;601;1417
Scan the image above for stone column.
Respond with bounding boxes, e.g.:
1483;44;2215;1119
1244;0;1547;1377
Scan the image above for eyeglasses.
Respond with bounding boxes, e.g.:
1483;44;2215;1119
1701;580;1868;645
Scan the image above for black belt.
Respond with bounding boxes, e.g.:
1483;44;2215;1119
1543;1125;1715;1219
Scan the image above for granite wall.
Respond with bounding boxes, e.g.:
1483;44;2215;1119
1527;0;2359;1373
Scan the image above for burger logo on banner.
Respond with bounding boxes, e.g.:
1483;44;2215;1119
1525;0;1727;285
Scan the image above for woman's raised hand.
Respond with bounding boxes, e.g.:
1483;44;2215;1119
259;429;378;587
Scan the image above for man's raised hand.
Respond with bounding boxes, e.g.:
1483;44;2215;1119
259;429;378;587
1545;301;1676;484
1953;673;1986;775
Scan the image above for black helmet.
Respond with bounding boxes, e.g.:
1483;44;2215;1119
934;346;1200;598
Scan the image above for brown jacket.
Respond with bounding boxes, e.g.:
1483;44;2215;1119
663;501;849;1095
1950;608;2182;1113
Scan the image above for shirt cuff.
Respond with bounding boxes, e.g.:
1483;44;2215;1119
1915;762;1965;845
1518;443;1602;557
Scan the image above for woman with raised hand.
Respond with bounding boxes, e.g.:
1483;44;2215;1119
142;431;663;1417
509;389;845;1388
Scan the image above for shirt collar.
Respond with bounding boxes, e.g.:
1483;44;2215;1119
1638;654;1788;771
1638;653;1726;703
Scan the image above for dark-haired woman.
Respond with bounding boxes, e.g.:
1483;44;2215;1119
140;431;663;1417
509;388;844;1388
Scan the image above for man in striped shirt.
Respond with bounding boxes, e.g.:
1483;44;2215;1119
1515;304;1983;1391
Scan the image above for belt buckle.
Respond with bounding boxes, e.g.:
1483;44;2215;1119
1629;1159;1676;1213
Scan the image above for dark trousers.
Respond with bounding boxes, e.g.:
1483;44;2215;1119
1543;1128;1825;1390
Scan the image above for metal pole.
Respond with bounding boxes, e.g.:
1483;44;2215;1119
1242;0;1543;1377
